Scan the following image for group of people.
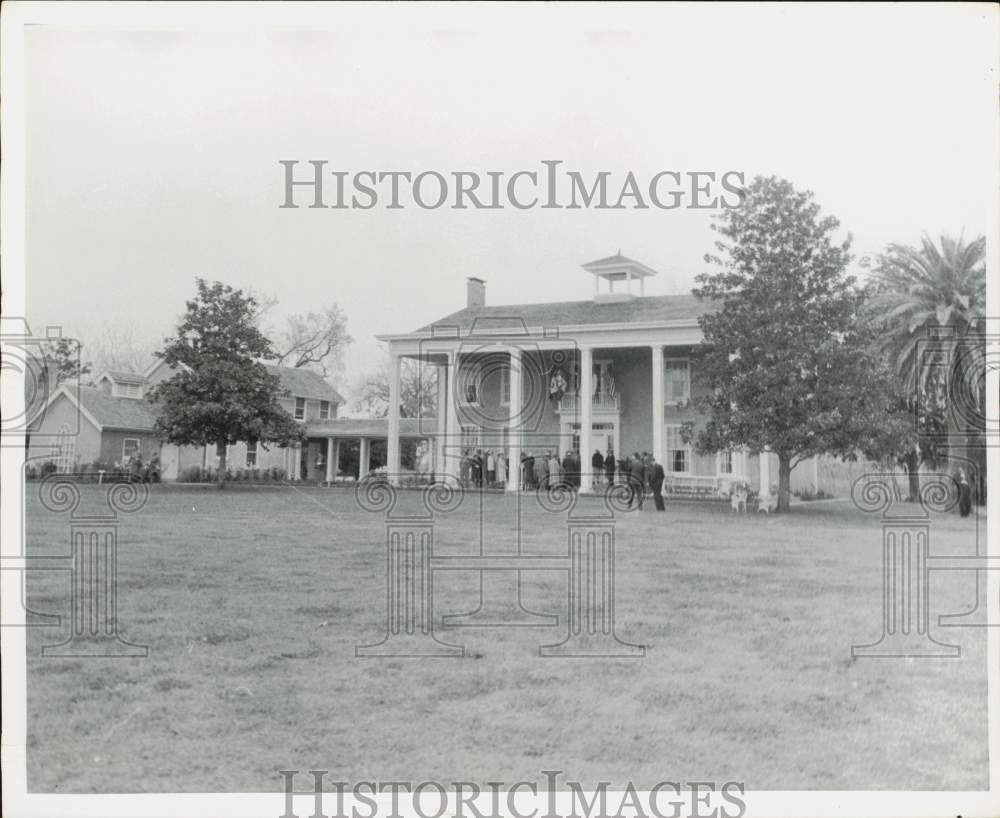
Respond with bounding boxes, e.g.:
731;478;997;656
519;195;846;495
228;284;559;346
457;446;667;511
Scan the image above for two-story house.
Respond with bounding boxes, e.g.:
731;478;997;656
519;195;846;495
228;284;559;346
376;253;822;496
28;361;345;481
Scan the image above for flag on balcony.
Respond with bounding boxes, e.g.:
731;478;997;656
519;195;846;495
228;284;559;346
548;367;567;403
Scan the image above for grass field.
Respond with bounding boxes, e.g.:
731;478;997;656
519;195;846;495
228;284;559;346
22;483;988;793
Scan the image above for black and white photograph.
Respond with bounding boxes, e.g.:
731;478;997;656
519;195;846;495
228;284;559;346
1;3;998;817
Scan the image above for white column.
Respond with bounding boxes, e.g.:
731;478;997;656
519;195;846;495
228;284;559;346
651;345;664;467
507;347;522;493
292;443;302;481
444;350;460;484
387;352;401;484
579;346;593;493
435;362;448;481
325;438;335;484
359;438;370;479
759;449;771;494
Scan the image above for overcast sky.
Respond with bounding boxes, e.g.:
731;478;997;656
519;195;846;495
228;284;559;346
24;4;997;412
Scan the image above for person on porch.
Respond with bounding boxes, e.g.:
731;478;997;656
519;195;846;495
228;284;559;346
605;446;616;485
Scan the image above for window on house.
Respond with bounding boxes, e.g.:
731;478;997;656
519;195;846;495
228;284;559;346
115;382;143;399
665;359;690;404
319;400;330;420
246;441;258;468
460;425;481;449
294;397;306;420
664;425;690;473
718;450;734;475
123;438;140;464
500;366;510;405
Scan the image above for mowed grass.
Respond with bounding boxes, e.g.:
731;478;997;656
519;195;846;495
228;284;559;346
22;484;987;792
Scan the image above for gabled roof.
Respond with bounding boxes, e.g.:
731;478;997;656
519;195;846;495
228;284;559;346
96;369;148;386
415;293;708;334
266;365;345;404
61;385;159;432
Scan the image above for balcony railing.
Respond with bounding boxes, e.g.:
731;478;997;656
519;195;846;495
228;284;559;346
557;391;621;414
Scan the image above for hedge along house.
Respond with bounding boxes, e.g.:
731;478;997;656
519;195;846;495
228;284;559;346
28;362;347;481
378;253;823;496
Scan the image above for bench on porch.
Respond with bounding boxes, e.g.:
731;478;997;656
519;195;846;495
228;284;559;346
662;474;734;501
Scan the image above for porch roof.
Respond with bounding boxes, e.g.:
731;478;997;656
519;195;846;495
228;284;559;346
305;417;436;439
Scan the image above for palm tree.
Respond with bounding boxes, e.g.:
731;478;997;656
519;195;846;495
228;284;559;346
870;233;986;489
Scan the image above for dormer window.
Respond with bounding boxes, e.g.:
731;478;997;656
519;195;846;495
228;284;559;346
114;382;143;399
294;397;306;420
319;400;331;420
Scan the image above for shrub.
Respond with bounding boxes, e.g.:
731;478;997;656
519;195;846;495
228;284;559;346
179;465;202;483
39;461;58;477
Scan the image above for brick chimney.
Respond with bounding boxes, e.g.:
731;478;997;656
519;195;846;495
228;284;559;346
466;277;486;308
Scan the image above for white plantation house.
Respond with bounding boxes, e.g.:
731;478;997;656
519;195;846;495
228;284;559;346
378;253;825;496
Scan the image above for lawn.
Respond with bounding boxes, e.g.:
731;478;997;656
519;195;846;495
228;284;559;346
22;483;988;792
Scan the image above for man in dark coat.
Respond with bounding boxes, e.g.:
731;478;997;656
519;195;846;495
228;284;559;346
958;470;972;517
648;457;665;511
604;448;615;485
592;449;604;487
628;453;645;509
562;450;575;489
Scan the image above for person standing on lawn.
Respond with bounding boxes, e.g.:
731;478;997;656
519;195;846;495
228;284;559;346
486;449;496;487
535;451;549;489
958;469;972;517
605;447;616;485
648;457;665;511
629;452;645;509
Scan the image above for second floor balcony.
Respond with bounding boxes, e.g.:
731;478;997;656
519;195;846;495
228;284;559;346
557;390;621;415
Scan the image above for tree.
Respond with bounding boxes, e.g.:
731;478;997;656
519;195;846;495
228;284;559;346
40;337;92;387
84;321;158;377
868;233;987;471
147;279;304;487
265;304;352;377
691;175;889;513
352;355;437;419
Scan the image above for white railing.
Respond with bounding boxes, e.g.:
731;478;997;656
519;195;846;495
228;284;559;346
557;391;621;414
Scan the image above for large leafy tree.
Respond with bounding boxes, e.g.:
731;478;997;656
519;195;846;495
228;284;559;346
869;234;986;474
692;175;889;513
148;279;304;487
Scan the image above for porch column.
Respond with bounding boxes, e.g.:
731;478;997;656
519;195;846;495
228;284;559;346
387;352;401;484
359;437;370;479
332;438;341;482
651;345;664;467
759;449;771;494
507;346;522;493
435;361;448;481
578;345;593;493
444;350;460;484
325;438;335;484
292;443;302;481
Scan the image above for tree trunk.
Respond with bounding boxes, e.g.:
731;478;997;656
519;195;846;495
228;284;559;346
902;449;920;502
777;454;792;513
217;440;227;488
